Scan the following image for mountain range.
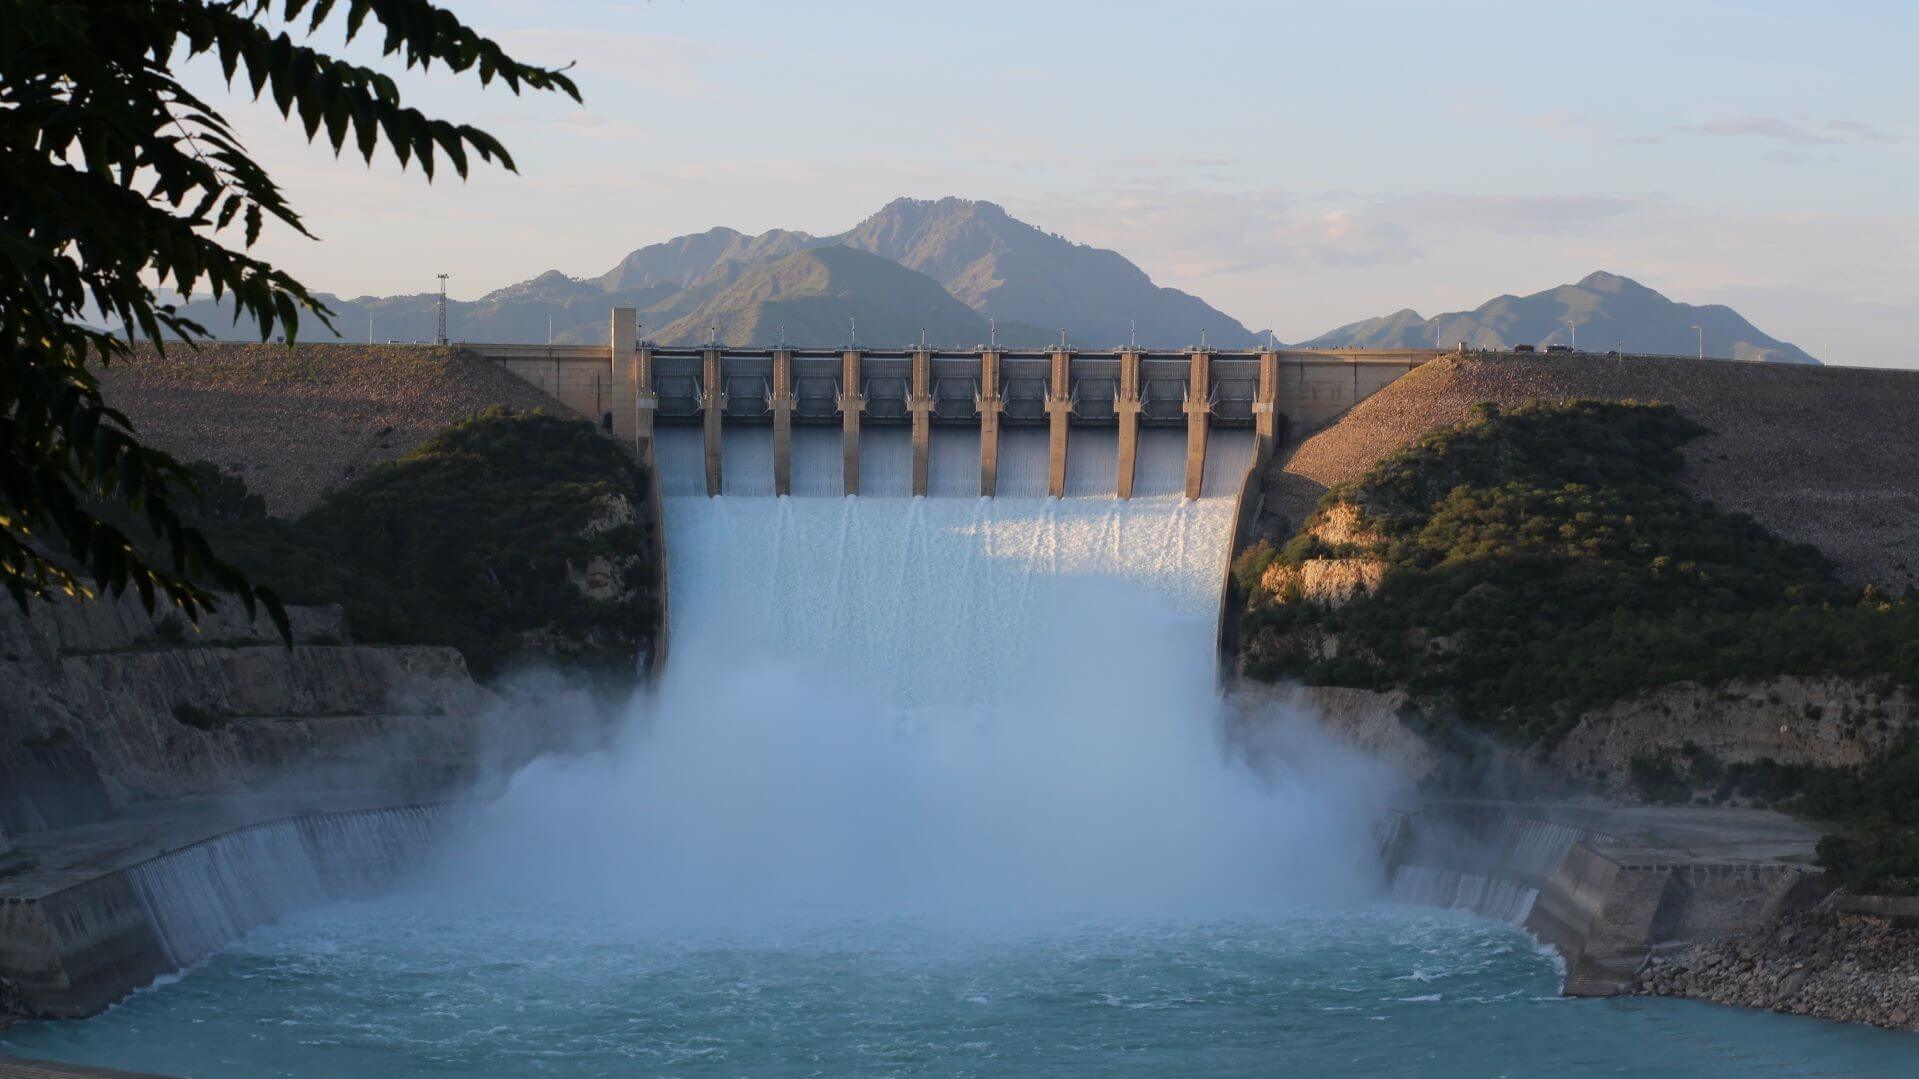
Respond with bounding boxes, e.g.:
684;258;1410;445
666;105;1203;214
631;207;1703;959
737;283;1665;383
1301;271;1817;364
165;196;1818;363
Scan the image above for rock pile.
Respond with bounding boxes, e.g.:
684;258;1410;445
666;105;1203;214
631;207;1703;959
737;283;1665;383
1633;910;1919;1030
101;343;563;515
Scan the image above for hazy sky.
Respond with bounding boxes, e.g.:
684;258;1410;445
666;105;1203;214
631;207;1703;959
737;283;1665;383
185;1;1918;367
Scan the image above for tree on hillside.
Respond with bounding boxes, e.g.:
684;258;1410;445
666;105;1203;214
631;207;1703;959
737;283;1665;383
0;0;579;636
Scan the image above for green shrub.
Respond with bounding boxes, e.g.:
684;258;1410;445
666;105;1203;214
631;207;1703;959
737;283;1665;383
1679;741;1724;784
152;611;188;644
183;461;268;521
1231;538;1278;596
1816;828;1919;896
202;408;659;680
21;727;72;749
1629;754;1692;804
172;702;227;730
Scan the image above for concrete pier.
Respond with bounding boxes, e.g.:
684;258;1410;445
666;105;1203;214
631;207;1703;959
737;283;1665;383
1046;347;1073;498
909;348;935;497
700;347;723;496
771;348;795;496
1115;349;1143;499
1253;349;1280;462
609;308;640;445
839;349;864;496
633;345;657;451
1183;348;1211;499
978;349;1003;497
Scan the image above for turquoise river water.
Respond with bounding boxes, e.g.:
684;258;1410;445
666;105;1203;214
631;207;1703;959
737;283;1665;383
7;436;1915;1076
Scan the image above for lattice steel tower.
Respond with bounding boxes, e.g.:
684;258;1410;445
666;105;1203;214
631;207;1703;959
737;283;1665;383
435;273;449;345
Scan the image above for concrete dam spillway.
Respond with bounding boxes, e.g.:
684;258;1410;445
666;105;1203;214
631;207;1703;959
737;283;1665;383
7;369;1919;1074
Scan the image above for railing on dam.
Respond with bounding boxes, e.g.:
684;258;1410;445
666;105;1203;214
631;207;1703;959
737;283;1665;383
465;307;1442;499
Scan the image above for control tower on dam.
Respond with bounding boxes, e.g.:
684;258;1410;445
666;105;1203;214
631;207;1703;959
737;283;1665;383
467;307;1441;499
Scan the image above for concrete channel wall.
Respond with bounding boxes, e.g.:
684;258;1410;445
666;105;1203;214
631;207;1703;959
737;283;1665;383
1385;804;1816;996
1;804;448;1019
638;435;670;679
1214;433;1276;689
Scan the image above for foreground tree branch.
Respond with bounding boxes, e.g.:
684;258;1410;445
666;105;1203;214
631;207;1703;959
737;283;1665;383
0;0;580;639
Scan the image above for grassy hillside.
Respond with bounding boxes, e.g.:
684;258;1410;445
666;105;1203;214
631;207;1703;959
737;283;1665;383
1263;354;1919;591
198;409;659;681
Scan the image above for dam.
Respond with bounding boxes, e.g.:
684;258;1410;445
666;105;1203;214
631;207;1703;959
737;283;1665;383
467;307;1439;499
7;413;1915;1077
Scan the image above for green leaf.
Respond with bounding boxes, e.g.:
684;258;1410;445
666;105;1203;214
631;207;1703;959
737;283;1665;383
2;0;581;647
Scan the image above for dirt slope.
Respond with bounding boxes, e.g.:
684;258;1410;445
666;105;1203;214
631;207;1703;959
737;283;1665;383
100;343;565;515
1263;354;1919;590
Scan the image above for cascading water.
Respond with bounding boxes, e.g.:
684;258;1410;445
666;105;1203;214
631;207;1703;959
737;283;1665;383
444;429;1396;928
8;433;1916;1077
128;805;444;968
1387;866;1542;925
1386;815;1596;926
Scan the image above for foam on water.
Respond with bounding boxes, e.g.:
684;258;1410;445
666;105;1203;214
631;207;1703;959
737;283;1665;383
442;445;1396;927
9;435;1915;1076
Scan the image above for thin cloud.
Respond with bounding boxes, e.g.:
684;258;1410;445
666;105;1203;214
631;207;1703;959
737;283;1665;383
1824;119;1897;144
1524;110;1593;137
1029;190;1420;279
1672;116;1899;147
549;112;653;143
495;29;729;98
1389;193;1647;235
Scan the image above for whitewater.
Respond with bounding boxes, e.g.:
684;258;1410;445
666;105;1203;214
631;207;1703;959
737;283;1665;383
5;430;1913;1076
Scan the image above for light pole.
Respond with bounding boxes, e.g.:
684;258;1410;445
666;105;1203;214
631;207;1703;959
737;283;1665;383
1691;325;1703;359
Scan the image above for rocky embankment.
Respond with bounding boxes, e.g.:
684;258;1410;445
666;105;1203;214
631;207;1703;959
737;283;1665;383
0;592;561;840
1634;907;1919;1031
1250;676;1918;801
1263;353;1919;591
101;343;560;515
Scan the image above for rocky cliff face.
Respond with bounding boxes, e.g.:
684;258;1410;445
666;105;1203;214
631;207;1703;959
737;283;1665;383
1556;677;1917;782
1231;683;1443;780
0;595;512;836
1236;675;1916;803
